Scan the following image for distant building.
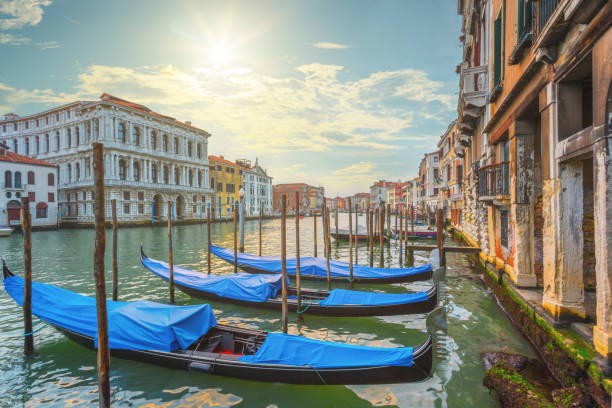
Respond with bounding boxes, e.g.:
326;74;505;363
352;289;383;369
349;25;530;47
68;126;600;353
418;151;440;215
369;180;393;208
236;158;273;217
326;197;338;211
273;183;324;215
0;144;58;228
352;193;370;211
209;155;243;218
437;120;463;226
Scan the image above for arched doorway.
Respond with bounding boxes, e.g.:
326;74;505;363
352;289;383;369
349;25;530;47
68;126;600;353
7;200;21;226
153;194;163;220
176;195;185;219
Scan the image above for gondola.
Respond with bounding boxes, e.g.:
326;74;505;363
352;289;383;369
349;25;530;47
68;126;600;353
211;245;435;283
393;228;438;240
330;228;389;242
2;262;433;385
140;247;438;317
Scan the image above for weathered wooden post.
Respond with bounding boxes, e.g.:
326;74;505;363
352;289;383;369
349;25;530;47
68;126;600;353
335;208;339;246
386;204;391;243
437;208;445;266
21;197;33;355
406;208;414;266
207;208;212;276
111;199;118;301
399;205;403;266
92;142;110;407
379;206;384;267
348;198;354;289
295;192;301;311
369;209;374;267
258;202;263;256
280;195;288;334
354;203;358;265
313;210;317;257
233;205;238;273
167;201;175;304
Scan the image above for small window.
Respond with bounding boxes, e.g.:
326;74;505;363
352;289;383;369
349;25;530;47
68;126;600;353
48;173;55;186
138;204;144;214
138;191;144;201
123;204;130;214
48;192;55;202
36;202;48;219
27;171;35;185
123;191;130;200
193;205;197;213
4;171;11;188
28;192;35;201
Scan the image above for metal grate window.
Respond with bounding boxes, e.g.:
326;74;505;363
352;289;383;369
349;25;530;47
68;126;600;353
500;208;509;248
538;0;559;34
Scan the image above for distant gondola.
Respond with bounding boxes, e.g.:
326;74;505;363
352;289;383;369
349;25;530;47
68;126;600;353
330;228;389;242
211;245;434;283
2;262;433;385
140;247;438;317
393;228;438;240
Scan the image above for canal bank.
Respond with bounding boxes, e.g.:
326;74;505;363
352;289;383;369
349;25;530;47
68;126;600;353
451;226;611;407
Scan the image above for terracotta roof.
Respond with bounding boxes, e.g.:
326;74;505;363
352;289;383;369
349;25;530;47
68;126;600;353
99;93;209;135
0;149;56;168
208;155;242;168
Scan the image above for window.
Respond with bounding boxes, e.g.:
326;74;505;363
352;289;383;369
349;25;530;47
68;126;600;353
133;161;140;182
35;136;39;154
13;139;17;153
174;137;179;154
56;113;59;121
500;208;509;248
123;191;131;200
118;123;126;143
216;165;221;171
119;160;127;180
123;204;130;214
25;121;29;129
217;182;223;192
48;192;55;202
174;167;180;184
132;126;140;146
151;131;157;150
152;164;158;183
188;141;193;157
188;169;193;186
193;194;197;202
66;164;71;183
193;205;197;213
44;134;49;152
493;12;504;88
138;204;144;214
226;183;235;194
163;165;169;184
25;138;29;155
55;132;60;151
75;163;80;181
517;0;533;40
198;171;202;187
45;117;48;125
27;171;35;185
163;134;168;152
75;126;80;146
28;192;35;201
36;202;48;219
67;128;71;148
138;191;144;201
14;172;22;188
197;144;202;159
14;123;17;131
4;171;11;188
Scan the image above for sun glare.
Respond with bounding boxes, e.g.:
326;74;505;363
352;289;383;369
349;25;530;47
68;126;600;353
208;43;233;65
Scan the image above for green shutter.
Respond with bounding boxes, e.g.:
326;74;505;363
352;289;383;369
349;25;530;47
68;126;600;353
517;0;525;37
493;17;501;86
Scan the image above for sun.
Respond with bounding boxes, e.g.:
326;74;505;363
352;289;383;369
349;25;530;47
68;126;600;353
208;43;233;65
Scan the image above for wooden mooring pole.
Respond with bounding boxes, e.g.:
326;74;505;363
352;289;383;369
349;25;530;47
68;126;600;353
92;142;110;407
111;199;118;301
436;209;445;266
335;209;339;245
259;202;263;256
280;195;288;334
348;198;354;289
322;198;332;291
313;210;317;257
21;197;33;355
406;207;414;266
386;204;391;243
167;201;175;304
379;206;384;267
354;203;358;265
207;208;212;276
295;192;301;311
399;205;403;266
369;209;374;267
233;206;238;273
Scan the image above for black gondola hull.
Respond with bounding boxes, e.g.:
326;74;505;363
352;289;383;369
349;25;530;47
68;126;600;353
56;325;432;385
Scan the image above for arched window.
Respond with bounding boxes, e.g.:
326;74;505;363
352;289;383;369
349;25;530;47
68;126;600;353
174;167;180;184
27;171;35;185
118;159;126;180
174;137;179;154
67;128;71;148
4;171;11;188
66;164;71;183
13;139;18;153
152;164;158;183
76;126;80;145
133;161;140;181
198;171;202;187
163;134;168;152
132;126;140;146
14;171;22;188
189;169;193;186
151;131;157;150
197;143;202;159
36;202;48;219
163;165;169;184
48;173;54;186
25;138;29;155
35;136;39;154
118;123;126;143
55;132;60;151
75;163;80;181
188;141;193;157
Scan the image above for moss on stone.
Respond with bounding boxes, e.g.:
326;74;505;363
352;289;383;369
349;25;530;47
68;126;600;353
484;362;554;408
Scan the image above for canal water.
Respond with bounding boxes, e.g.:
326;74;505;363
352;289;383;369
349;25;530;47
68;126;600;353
0;214;534;407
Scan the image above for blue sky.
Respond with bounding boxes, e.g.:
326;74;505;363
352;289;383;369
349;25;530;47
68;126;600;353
0;0;462;196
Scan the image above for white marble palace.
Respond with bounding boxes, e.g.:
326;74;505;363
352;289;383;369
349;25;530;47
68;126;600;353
0;93;215;223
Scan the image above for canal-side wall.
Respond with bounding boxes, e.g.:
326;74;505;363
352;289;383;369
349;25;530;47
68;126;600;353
451;227;611;406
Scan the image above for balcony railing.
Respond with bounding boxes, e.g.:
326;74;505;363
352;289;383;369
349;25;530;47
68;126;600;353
460;66;487;108
478;162;509;198
538;0;560;34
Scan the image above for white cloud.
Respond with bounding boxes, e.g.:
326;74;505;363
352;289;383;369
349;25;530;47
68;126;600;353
0;32;30;45
36;40;58;49
311;42;352;50
0;0;52;30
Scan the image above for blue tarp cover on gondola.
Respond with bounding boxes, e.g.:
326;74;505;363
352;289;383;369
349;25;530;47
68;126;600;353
3;275;216;351
141;256;285;303
319;289;429;306
239;333;414;368
211;245;432;279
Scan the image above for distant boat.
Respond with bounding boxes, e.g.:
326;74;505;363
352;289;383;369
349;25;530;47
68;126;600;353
140;247;438;317
2;261;434;385
0;226;12;237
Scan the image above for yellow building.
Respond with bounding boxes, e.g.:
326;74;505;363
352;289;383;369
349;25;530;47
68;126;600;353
209;155;244;218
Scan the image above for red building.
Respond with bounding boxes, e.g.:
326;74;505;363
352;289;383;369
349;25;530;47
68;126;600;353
272;183;324;215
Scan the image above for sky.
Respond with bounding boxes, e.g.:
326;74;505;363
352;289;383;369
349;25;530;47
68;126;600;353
0;0;462;196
